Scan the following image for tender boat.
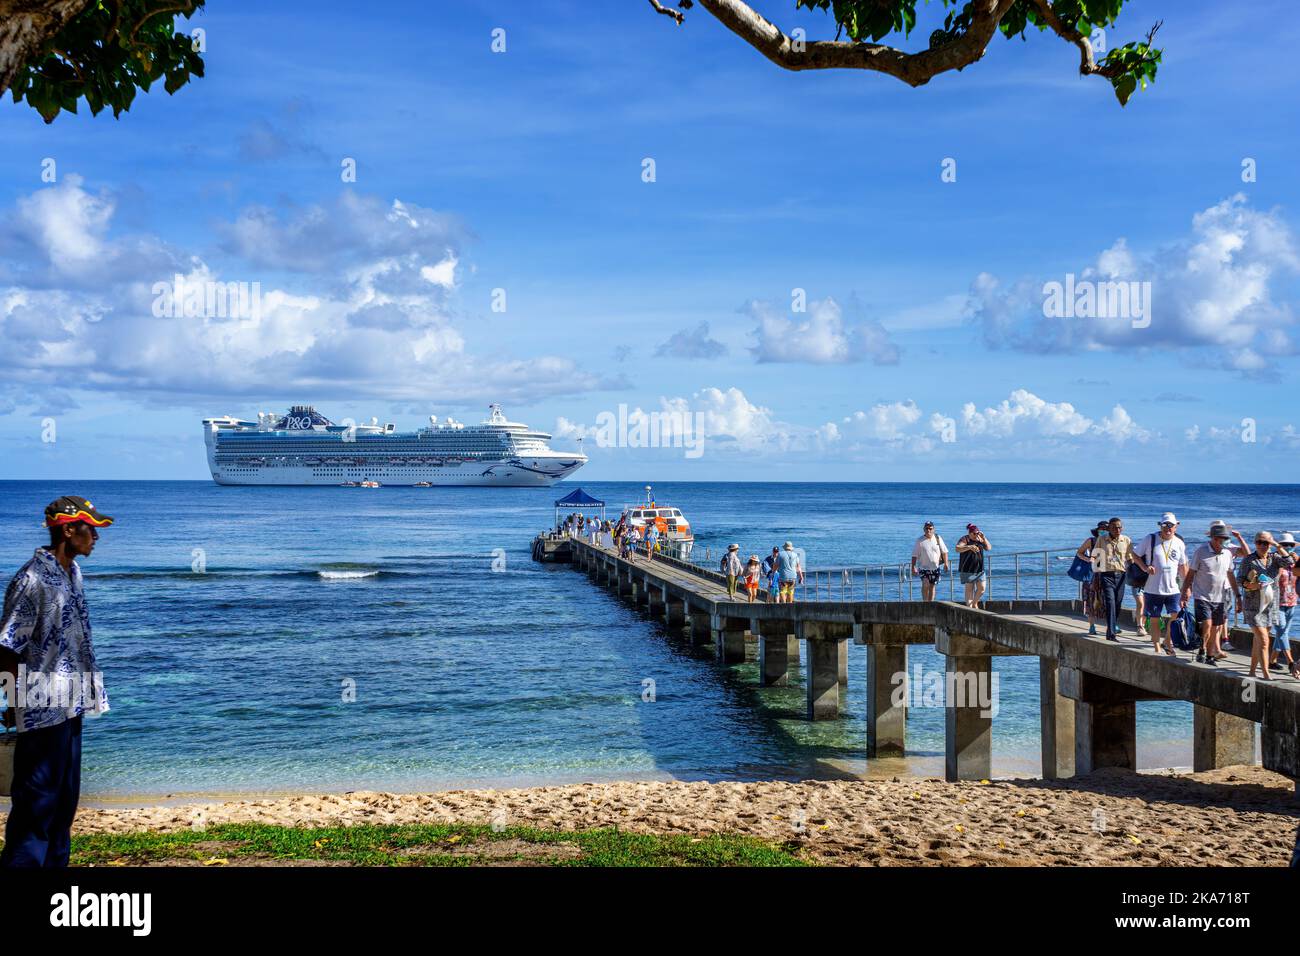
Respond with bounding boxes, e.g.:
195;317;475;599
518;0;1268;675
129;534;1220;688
623;485;694;559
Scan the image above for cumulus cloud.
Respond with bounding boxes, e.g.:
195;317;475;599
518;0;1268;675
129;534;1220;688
746;296;900;365
967;195;1299;370
556;386;830;459
0;178;606;406
821;388;1153;463
655;321;727;360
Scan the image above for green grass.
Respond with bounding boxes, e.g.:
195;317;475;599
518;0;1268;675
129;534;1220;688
58;822;809;867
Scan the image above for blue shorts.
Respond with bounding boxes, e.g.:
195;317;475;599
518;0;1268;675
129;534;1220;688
1273;605;1295;652
1143;593;1180;618
1194;599;1226;627
960;571;985;585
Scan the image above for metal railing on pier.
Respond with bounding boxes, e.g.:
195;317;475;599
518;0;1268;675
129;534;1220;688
687;545;1086;604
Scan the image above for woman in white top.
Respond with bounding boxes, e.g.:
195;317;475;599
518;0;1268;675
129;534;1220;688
910;521;948;601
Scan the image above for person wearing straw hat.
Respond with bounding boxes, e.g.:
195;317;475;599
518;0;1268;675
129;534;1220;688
1237;530;1295;680
720;543;742;598
1;497;114;868
1131;512;1189;656
1182;521;1245;666
1270;533;1300;678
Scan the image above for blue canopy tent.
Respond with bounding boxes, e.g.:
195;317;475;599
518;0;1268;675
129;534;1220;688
554;487;605;530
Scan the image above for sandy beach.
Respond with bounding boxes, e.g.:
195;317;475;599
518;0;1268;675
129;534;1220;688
37;766;1299;866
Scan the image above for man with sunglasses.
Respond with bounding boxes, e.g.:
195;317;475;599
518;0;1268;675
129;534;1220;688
0;497;113;868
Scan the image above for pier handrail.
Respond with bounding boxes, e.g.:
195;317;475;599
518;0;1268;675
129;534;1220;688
796;546;1083;603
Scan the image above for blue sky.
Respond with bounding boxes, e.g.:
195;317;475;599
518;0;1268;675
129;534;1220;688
2;0;1299;481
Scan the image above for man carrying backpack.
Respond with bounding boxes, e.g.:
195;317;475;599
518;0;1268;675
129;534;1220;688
1130;512;1189;656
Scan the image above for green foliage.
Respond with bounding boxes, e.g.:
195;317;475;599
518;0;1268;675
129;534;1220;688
800;0;1160;105
1102;38;1160;106
10;0;206;124
64;822;811;867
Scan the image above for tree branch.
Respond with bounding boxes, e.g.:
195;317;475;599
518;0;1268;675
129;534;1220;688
127;1;196;45
0;0;97;96
690;0;1019;87
646;0;684;25
1026;0;1160;78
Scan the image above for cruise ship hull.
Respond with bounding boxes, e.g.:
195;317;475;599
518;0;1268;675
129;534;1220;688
209;459;583;487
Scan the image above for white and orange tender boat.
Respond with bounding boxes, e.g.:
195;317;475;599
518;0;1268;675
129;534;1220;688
624;485;694;559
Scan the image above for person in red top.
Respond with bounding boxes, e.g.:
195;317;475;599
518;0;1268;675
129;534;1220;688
1272;532;1300;678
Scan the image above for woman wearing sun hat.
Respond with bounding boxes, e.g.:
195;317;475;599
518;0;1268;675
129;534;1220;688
1237;530;1295;680
1271;533;1300;678
720;543;742;598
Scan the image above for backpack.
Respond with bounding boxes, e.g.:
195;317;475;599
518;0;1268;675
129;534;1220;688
1169;605;1198;650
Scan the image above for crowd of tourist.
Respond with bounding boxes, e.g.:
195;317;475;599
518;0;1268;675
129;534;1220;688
559;509;1299;678
1069;515;1300;679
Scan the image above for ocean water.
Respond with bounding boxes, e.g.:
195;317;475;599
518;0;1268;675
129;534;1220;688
1;480;1295;799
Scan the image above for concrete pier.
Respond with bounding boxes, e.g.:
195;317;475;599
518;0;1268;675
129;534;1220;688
537;535;1300;795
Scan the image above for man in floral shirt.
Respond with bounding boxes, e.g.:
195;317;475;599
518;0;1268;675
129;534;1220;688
0;497;113;867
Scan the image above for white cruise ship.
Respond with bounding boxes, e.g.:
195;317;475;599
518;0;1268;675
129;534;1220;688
203;404;587;487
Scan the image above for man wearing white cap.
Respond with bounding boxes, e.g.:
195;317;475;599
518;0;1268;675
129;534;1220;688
1131;513;1188;656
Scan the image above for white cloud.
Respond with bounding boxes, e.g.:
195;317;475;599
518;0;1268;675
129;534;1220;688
834;401;924;441
0;178;606;406
747;296;900;365
967;195;1299;368
655;321;727;359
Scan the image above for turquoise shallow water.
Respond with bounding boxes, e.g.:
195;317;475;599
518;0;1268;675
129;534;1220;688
0;480;1294;797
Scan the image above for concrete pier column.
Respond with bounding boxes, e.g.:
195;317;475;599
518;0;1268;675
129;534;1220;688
865;644;907;758
617;569;633;598
837;640;849;684
712;617;747;664
752;620;793;687
806;639;841;720
787;635;801;668
943;653;993;781
799;621;852;720
1261;721;1299;799
687;609;711;647
1057;667;1152;775
1193;705;1256;771
1039;658;1075;780
645;586;664;617
663;591;686;628
1075;701;1136;773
